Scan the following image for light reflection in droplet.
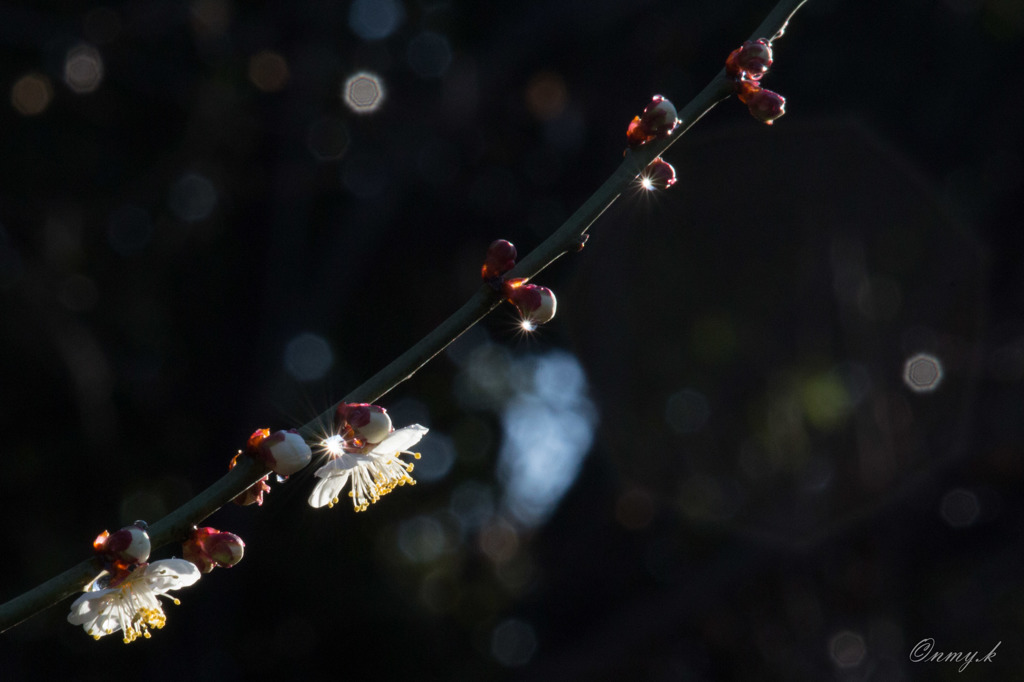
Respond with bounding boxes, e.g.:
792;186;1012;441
64;44;104;94
343;71;385;114
283;332;333;382
903;352;943;393
11;73;53;115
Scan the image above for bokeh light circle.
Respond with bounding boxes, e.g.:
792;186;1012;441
903;352;943;393
343;72;385;114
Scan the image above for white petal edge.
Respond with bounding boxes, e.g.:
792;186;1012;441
370;425;428;455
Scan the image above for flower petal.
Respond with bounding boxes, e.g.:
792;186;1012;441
308;473;350;508
67;591;112;623
142;559;201;591
369;425;428;455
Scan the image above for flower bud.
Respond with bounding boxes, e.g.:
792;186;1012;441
504;280;557;326
94;520;151;569
481;239;517;282
257;429;313;476
746;88;786;125
183;527;245;573
337;403;393;444
726;39;773;80
626;95;679;147
639;157;677;190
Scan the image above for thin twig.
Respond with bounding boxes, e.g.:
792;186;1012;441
0;0;812;634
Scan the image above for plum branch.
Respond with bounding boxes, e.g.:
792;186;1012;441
0;0;812;635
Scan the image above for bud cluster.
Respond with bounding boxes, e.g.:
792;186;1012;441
73;521;214;642
479;240;558;330
725;38;786;125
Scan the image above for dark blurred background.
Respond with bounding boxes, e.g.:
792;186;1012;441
1;0;1021;679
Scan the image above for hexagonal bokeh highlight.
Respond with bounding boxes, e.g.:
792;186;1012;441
343;71;385;114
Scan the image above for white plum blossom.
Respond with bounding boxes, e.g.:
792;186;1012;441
308;425;428;511
67;558;201;643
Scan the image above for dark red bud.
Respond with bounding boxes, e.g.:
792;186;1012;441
640;158;677;190
626;95;679;147
482;239;517;282
746;88;786;125
726;39;773;80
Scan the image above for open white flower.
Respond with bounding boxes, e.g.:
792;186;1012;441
68;558;201;643
308;424;428;511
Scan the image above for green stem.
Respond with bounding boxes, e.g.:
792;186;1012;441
0;0;812;635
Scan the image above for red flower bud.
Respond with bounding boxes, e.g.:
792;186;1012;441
726;39;773;80
481;239;517;282
183;527;245;573
639;157;677;191
337;403;393;444
746;88;786;125
93;521;151;577
626;95;679;147
256;429;312;476
239;427;311;476
503;279;557;327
